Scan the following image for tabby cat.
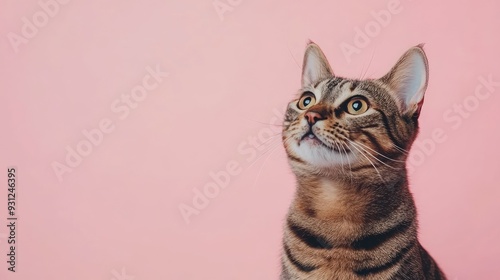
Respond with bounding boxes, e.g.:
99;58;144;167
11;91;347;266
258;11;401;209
280;42;446;280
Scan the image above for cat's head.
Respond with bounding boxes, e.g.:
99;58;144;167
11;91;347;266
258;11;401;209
282;42;428;176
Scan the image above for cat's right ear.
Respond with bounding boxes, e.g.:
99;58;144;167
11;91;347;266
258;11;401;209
301;42;334;88
379;45;429;119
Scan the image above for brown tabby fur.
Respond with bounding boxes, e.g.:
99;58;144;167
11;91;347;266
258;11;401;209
280;43;446;280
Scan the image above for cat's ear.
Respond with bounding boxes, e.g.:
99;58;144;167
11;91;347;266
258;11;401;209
379;45;429;118
301;42;334;88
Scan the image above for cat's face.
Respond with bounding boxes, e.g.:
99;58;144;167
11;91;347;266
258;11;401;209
282;43;428;174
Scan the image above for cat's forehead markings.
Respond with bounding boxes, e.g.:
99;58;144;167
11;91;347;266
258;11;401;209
326;77;342;90
332;81;361;107
310;79;329;100
319;79;331;89
349;80;359;91
317;78;342;103
313;79;326;88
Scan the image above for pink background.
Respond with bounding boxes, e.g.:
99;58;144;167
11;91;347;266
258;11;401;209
1;0;499;279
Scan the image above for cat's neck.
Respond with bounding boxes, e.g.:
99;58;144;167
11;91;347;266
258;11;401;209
290;172;415;242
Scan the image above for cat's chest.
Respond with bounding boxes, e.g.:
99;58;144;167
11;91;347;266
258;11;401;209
309;179;370;223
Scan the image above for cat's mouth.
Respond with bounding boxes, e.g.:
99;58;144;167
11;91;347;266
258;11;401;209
300;130;329;148
301;131;317;141
299;130;347;154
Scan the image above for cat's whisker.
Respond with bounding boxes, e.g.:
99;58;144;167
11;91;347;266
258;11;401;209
334;141;345;174
251;145;281;188
348;142;385;182
360;49;376;80
341;144;354;185
253;134;282;150
348;139;406;163
281;133;294;142
258;139;282;156
247;141;282;170
392;144;410;155
286;132;303;144
243;118;285;127
287;44;302;70
344;139;399;170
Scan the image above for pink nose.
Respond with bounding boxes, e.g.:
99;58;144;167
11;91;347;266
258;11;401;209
304;111;323;125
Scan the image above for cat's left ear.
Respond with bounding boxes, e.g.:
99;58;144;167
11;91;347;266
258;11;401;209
379;45;429;119
301;42;334;88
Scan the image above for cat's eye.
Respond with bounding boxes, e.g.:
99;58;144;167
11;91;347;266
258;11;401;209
346;97;369;115
297;92;316;110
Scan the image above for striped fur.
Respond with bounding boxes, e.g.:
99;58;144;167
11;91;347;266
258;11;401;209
280;43;446;280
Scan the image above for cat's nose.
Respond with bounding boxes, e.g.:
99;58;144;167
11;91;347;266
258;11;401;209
304;111;324;125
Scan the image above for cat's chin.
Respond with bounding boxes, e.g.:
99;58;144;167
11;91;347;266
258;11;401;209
300;134;327;147
288;140;355;168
